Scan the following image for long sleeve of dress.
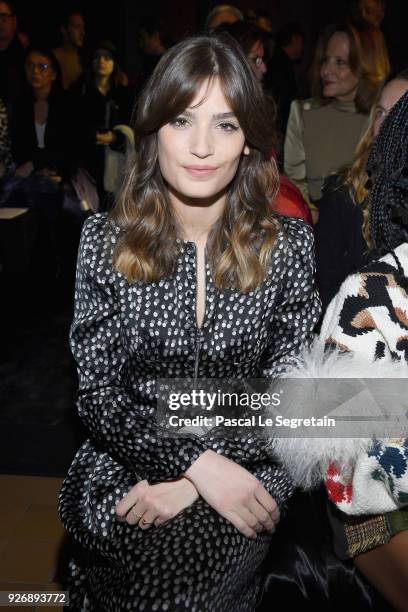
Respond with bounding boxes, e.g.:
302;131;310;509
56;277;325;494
70;217;208;482
203;221;321;486
284;100;309;203
261;220;321;377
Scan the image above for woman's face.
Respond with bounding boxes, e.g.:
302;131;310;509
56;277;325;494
373;79;408;137
93;50;114;78
247;40;267;82
25;52;56;91
157;78;247;203
320;32;359;102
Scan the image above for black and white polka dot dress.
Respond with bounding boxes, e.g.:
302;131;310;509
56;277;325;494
59;213;320;611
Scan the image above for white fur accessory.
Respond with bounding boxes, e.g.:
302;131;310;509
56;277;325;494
270;340;408;515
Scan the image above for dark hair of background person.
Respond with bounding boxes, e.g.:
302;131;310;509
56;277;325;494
310;21;390;113
59;6;84;28
137;15;173;51
111;32;280;293
87;40;121;86
215;20;266;57
275;22;304;49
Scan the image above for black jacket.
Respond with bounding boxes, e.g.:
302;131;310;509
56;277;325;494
315;174;369;313
10;86;77;179
71;80;133;191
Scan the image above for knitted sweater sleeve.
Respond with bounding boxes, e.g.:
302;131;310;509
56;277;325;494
319;266;408;515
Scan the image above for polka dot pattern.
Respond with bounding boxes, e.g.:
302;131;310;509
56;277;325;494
59;213;320;611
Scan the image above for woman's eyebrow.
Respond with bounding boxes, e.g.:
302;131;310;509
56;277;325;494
213;112;236;120
181;110;237;120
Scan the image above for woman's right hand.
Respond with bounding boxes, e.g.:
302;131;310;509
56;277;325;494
185;450;280;539
115;477;199;528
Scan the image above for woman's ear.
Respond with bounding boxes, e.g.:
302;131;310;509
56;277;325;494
243;145;250;156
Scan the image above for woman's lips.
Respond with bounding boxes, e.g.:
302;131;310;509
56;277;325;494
184;165;218;178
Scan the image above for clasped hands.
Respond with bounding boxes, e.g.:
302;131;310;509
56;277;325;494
115;450;280;539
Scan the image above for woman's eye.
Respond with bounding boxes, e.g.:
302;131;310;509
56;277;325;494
218;122;239;132
169;117;189;128
336;58;347;66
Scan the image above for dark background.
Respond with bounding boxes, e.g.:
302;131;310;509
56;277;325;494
12;0;408;76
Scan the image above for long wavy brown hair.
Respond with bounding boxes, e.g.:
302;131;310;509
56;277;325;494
110;33;280;293
310;21;390;114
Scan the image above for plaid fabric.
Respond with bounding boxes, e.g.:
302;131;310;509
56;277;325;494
328;503;408;559
344;514;390;558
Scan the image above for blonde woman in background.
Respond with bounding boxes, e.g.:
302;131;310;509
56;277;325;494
315;69;408;312
284;21;390;220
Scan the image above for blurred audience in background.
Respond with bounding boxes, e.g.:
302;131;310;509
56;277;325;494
135;16;169;92
72;40;132;208
266;22;305;137
351;0;385;28
0;1;401;308
3;46;77;292
315;69;408;312
0;1;25;106
53;9;85;90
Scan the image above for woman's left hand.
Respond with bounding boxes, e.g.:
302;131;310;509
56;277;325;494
115;477;199;529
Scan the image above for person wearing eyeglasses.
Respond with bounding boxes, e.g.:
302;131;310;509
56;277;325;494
216;21;267;82
5;47;77;289
10;47;75;183
0;0;25;104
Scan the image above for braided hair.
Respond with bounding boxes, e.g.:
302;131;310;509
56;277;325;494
367;89;408;276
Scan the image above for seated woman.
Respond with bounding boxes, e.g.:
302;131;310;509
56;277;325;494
315;70;408;313
72;40;133;208
58;33;320;611
6;47;77;292
10;47;76;186
275;89;408;612
284;21;389;218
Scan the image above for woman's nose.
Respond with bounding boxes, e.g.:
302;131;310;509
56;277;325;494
189;127;214;158
321;60;334;77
